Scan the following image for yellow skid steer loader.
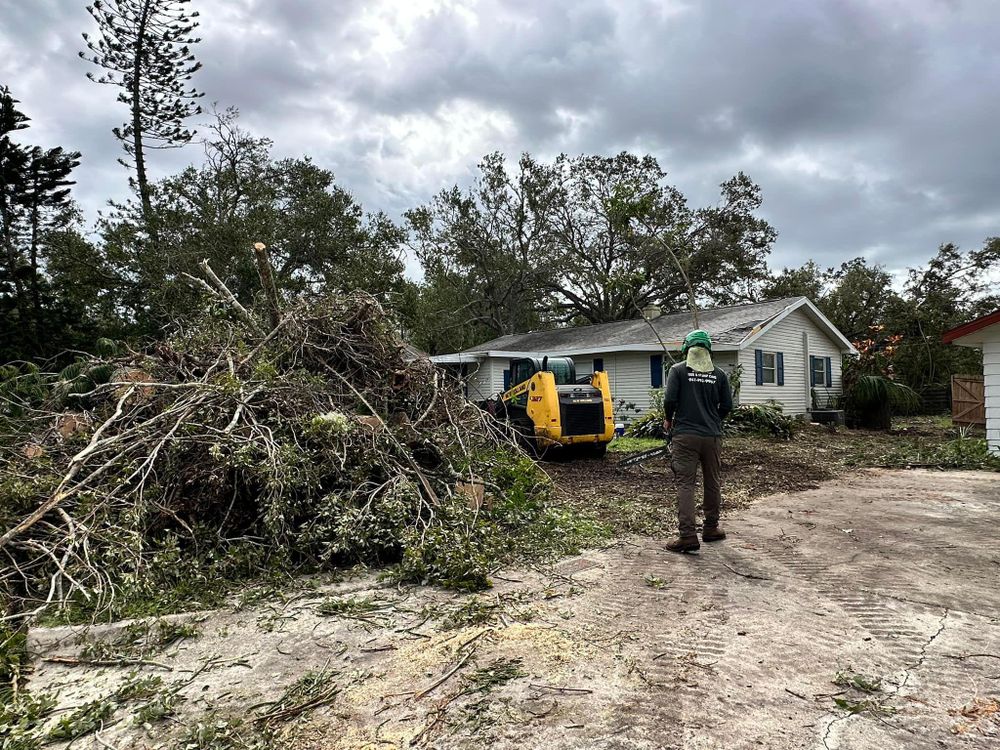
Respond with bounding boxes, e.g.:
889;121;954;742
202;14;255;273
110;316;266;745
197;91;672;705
498;356;615;456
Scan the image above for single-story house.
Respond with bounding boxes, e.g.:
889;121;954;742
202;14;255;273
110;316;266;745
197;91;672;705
943;309;1000;455
431;296;857;422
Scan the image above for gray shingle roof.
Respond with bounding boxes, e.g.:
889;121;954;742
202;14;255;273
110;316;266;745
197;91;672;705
462;297;806;354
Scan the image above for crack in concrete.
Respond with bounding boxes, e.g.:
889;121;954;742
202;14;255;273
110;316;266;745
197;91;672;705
896;608;949;692
818;609;950;750
873;590;997;620
820;711;852;750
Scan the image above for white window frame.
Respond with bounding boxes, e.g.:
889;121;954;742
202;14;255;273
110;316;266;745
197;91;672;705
812;357;828;387
761;352;777;385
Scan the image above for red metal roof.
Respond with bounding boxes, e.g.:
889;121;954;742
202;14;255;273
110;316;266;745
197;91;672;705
942;309;1000;344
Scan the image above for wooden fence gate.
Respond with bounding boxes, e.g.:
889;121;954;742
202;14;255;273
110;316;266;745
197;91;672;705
952;375;986;425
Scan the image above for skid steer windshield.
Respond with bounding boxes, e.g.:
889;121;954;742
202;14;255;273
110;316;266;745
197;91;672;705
547;359;575;385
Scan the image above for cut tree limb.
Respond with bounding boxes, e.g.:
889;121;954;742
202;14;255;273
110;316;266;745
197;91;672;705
253;242;282;330
198;259;263;333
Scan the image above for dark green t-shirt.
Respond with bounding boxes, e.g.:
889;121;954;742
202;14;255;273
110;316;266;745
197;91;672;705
663;362;733;437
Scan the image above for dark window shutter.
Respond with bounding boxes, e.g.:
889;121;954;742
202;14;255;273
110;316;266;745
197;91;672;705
809;356;816;387
825;357;832;387
754;349;764;386
776;352;784;386
503;368;511;392
594;357;604;373
650;354;663;388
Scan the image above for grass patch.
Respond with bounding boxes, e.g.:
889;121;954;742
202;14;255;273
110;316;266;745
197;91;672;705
608;437;664;453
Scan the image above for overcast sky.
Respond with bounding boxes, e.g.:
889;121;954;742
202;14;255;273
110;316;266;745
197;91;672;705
2;0;999;279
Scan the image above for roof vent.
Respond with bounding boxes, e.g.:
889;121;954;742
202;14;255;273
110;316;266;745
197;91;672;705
642;304;662;320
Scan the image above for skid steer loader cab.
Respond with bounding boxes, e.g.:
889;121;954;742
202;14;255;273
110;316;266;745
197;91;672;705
500;356;615;456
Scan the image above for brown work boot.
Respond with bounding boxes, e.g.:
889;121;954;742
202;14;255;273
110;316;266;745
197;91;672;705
702;526;727;542
665;535;700;554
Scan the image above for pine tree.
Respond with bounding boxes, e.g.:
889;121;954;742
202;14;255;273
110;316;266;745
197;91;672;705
0;85;30;310
22;146;82;322
80;0;203;228
0;86;86;359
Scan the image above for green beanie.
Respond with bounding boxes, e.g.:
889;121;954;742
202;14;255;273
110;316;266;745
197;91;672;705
682;329;712;354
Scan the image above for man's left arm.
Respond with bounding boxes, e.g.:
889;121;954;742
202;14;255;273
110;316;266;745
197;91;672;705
718;369;733;420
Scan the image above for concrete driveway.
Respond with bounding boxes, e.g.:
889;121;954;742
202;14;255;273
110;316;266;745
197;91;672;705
27;469;1000;749
563;468;1000;750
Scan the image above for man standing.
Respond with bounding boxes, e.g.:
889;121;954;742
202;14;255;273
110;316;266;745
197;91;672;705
663;330;733;553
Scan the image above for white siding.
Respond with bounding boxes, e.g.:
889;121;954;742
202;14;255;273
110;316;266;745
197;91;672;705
492;358;511;395
465;360;494;402
983;335;1000;455
460;349;742;421
738;308;845;415
600;350;738;423
605;353;655;423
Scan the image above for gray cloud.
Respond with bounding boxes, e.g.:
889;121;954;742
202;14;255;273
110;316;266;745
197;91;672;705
1;0;998;278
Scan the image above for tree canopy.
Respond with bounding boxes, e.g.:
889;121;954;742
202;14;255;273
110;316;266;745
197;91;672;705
405;152;776;352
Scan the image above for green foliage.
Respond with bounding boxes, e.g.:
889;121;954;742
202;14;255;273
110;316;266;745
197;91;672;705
834;670;882;694
847;374;919;410
172;716;277;750
625;410;666;439
869;434;1000;471
6;295;603;630
391;450;608;590
78;618;199;660
724;403;797;439
1;626;29;707
254;668;339;726
81;0;204;226
843;329;920;430
47;697;116;741
440;597;501;630
0;690;56;750
115;674;165;702
608;437;664;453
626;402;795;440
768;241;999;396
462;658;525;693
406;152;775;352
316;596;392;621
99;109;406;336
133;690;185;725
763;260;825;301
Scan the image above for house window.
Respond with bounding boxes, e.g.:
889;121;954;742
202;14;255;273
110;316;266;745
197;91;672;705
593;357;604;373
754;349;784;385
650;354;663;388
761;352;776;384
811;356;831;387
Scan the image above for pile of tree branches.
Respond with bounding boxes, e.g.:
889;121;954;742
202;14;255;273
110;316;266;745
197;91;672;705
0;263;561;631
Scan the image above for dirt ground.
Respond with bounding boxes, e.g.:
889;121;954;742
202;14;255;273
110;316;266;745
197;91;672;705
26;468;1000;749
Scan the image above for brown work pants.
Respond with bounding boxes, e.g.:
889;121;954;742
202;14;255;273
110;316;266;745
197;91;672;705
671;434;722;538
